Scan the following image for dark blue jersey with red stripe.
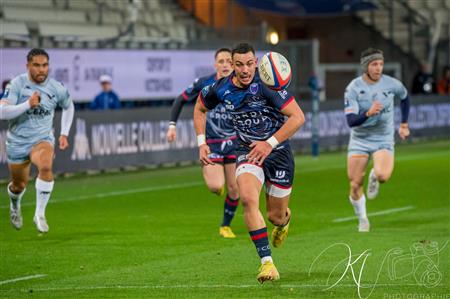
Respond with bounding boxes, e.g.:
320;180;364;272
182;73;235;141
199;73;296;147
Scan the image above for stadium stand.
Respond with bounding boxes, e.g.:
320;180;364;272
0;0;210;49
357;0;450;64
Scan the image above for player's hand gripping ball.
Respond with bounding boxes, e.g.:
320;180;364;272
258;52;292;90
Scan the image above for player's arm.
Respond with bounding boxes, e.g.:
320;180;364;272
0;90;40;120
273;99;305;142
397;81;410;139
193;84;219;165
344;87;382;127
167;79;202;142
59;100;75;150
193;96;213;165
248;98;305;165
167;94;189;142
57;87;74;150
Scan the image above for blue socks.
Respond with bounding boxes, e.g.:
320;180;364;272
221;194;239;226
249;227;271;259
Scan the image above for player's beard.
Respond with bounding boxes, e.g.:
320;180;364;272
31;72;48;84
366;72;381;82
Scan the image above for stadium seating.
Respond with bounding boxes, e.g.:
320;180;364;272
39;23;119;40
0;0;200;48
356;0;449;64
0;20;29;41
3;7;87;23
1;0;53;8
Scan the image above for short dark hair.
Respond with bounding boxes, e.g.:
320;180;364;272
27;48;49;62
214;48;231;59
232;43;255;58
2;79;10;90
360;47;383;59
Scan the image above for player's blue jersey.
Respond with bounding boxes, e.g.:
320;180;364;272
344;74;407;143
1;73;71;144
182;73;235;141
199;73;296;147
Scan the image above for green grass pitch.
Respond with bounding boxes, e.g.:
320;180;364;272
1;140;448;298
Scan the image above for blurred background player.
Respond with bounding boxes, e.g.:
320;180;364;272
437;65;450;95
166;48;240;238
90;74;121;110
411;61;436;95
1;79;11;98
194;43;305;283
344;48;410;232
0;48;75;233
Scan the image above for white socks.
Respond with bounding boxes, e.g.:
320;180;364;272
8;182;26;210
349;194;367;219
35;178;54;217
261;256;273;264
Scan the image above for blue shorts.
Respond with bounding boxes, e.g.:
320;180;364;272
207;136;237;164
6;135;54;164
348;137;394;157
235;142;294;197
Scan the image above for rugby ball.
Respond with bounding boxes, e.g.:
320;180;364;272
258;52;292;90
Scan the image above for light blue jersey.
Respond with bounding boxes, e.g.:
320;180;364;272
344;74;407;155
2;73;71;163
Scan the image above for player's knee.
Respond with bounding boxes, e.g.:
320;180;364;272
239;191;258;208
350;180;362;191
267;210;285;226
38;164;52;174
37;165;53;180
376;172;390;183
226;181;239;198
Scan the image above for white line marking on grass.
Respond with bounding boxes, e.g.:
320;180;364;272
0;274;46;286
1;150;446;210
0;181;204;209
333;206;416;223
8;283;433;292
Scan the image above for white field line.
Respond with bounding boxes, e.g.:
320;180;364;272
1;150;447;209
0;164;339;209
333;206;416;223
0;274;46;286
4;283;433;292
0;181;204;209
295;150;449;173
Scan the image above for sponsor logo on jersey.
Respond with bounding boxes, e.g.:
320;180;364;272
224;99;234;110
224;90;231;96
201;85;210;97
27;107;51;116
250;83;259;94
278;90;288;99
248;96;266;108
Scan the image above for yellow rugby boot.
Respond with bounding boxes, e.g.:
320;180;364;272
215;185;225;197
257;261;280;283
219;226;236;238
271;220;290;248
